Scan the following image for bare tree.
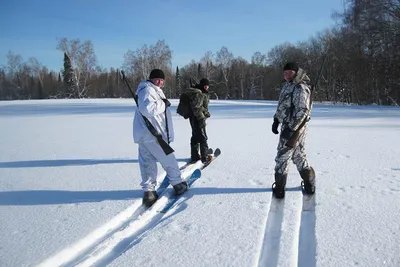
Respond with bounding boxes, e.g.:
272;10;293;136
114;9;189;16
249;52;267;99
56;37;97;98
230;57;248;99
28;57;46;98
200;51;217;81
123;40;172;84
215;46;233;99
149;40;172;70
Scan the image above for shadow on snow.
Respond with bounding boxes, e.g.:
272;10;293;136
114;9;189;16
0;158;190;168
0;186;301;206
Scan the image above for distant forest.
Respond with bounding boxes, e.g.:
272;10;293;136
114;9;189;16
1;0;399;105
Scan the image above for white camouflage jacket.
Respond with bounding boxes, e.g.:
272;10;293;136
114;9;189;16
133;80;174;144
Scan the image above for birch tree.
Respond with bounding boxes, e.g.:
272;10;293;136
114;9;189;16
56;38;97;98
215;46;233;99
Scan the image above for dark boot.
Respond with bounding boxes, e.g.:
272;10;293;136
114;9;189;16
190;143;200;162
143;191;158;207
300;167;316;195
272;173;287;199
173;181;188;196
200;142;211;163
201;154;213;164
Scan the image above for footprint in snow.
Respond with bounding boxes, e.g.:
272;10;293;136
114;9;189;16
249;179;263;186
251;200;265;210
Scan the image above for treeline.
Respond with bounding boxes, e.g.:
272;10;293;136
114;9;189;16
0;0;399;105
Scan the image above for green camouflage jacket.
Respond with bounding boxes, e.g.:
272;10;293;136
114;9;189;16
182;87;210;120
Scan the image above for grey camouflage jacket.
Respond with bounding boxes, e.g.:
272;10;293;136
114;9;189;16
273;68;312;131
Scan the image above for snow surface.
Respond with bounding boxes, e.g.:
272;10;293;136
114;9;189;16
0;98;399;267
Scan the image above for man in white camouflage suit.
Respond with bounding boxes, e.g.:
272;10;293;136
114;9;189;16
271;62;316;198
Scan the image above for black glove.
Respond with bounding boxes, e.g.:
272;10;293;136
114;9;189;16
162;98;171;108
272;118;279;134
281;127;293;139
199;118;206;128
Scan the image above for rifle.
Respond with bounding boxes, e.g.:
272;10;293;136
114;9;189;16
285;52;329;148
121;71;175;155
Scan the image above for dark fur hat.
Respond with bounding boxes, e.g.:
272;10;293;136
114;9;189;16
199;78;210;87
283;62;299;73
149;69;165;79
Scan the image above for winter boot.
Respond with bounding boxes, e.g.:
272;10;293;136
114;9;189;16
201;154;213;164
300;167;316;195
200;142;212;164
190;143;200;162
173;181;188;196
272;173;287;199
142;191;158;207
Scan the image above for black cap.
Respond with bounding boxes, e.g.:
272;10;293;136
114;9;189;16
283;62;299;72
149;69;165;80
199;78;210;86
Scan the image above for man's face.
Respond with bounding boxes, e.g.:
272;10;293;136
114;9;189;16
152;78;165;88
283;70;296;81
203;85;209;91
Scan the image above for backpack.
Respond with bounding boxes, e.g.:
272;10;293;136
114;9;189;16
177;93;192;119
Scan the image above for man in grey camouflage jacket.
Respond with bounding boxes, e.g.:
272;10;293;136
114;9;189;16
271;62;316;198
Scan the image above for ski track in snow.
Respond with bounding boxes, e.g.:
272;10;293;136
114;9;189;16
298;194;317;267
257;186;317;267
38;162;202;267
257;196;285;267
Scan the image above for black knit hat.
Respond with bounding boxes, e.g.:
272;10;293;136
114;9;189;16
283;62;299;72
199;78;210;87
149;69;165;80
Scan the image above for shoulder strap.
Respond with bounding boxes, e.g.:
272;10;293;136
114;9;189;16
290;84;300;117
120;72;174;155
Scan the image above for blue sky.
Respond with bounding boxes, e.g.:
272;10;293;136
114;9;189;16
0;0;343;72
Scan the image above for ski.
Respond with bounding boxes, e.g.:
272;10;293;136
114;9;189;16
158;148;220;213
156;157;199;196
153;148;220;209
158;169;201;213
201;148;221;169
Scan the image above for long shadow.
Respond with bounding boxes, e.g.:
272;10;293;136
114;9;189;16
0;186;301;206
0;189;141;205
190;186;301;195
0;102;135;117
0;158;190;168
0;158;138;168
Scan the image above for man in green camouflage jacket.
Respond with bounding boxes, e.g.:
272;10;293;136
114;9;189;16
271;62;316;198
182;78;212;163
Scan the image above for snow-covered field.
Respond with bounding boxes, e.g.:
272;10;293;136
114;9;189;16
1;98;399;267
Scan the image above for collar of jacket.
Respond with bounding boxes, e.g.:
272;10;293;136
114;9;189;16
292;68;311;84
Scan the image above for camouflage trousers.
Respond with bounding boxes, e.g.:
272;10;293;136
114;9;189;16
274;124;310;176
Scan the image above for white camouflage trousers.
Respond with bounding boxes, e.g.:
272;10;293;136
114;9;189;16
274;124;310;175
138;141;183;191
